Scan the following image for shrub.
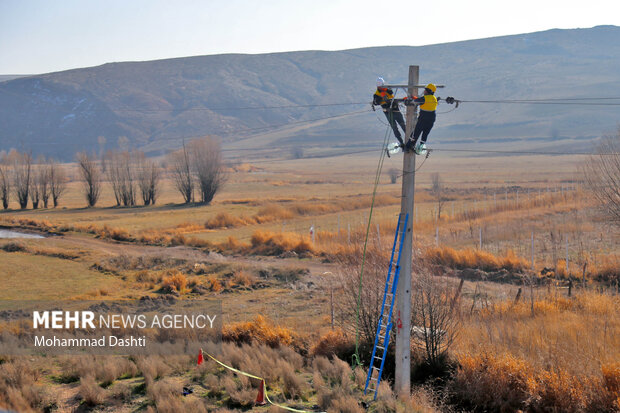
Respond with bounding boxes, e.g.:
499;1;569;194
79;375;106;406
222;316;305;352
137;357;171;381
0;242;25;252
249;230;314;256
310;329;355;360
205;212;250;229
232;270;258;288
147;377;183;411
205;275;223;292
161;271;188;293
277;359;305;400
425;246;528;272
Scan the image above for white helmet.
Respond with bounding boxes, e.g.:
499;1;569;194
376;77;385;87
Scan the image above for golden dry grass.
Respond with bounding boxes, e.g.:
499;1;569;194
453;291;620;412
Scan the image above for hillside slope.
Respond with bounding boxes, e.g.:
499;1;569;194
0;26;619;159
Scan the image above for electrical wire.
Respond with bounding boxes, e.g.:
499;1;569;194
459;99;620;106
108;102;370;112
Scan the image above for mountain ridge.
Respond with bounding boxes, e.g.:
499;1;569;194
1;25;619;160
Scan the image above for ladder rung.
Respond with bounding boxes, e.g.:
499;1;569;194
376;345;384;350
374;356;382;360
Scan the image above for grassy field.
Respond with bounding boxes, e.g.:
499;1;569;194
0;150;618;412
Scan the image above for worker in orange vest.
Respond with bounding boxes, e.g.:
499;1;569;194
373;77;407;148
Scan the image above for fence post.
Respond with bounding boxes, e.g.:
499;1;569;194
531;231;535;271
566;238;569;275
347;223;350;245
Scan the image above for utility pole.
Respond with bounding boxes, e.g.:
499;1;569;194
394;65;418;395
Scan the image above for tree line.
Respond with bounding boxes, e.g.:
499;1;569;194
0;136;225;210
0;151;67;210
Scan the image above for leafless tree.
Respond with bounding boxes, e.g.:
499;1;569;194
411;269;460;366
291;146;304;160
106;150;136;207
0;153;10;209
49;159;66;208
39;160;52;208
430;173;446;220
334;247;391;350
30;164;41;209
28;157;52;209
388;168;399;184
76;152;102;207
168;141;194;204
584;130;620;226
190;136;225;204
13;151;32;209
136;153;161;206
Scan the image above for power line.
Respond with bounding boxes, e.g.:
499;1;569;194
232;145;620;165
427;147;619;156
460;99;620;106
108;102;370;112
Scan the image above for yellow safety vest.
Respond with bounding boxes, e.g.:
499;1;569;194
420;95;438;112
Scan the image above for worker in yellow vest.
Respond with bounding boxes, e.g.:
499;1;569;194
404;83;440;154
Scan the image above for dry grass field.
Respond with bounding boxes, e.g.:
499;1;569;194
0;150;618;412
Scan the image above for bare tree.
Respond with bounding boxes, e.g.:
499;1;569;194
76;152;102;207
106;150;135;207
291;146;304;160
190;136;225;204
29;164;41;209
334;247;391;351
430;173;446;220
29;157;52;209
0;153;10;209
388;168;399;184
584;130;620;226
49;159;66;208
136;153;161;206
168;141;194;204
13;151;32;209
411;269;460;367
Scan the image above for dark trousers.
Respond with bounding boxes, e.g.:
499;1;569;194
412;111;436;144
383;109;406;144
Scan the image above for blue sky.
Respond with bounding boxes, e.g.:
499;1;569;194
1;0;619;74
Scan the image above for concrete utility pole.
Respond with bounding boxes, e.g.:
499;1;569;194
394;65;418;395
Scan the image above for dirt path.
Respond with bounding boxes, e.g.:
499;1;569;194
42;232;337;276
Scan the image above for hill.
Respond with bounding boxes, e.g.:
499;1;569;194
0;25;619;160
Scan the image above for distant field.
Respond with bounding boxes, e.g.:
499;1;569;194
0;149;618;412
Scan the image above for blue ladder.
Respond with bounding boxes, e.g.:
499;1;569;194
364;213;409;400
